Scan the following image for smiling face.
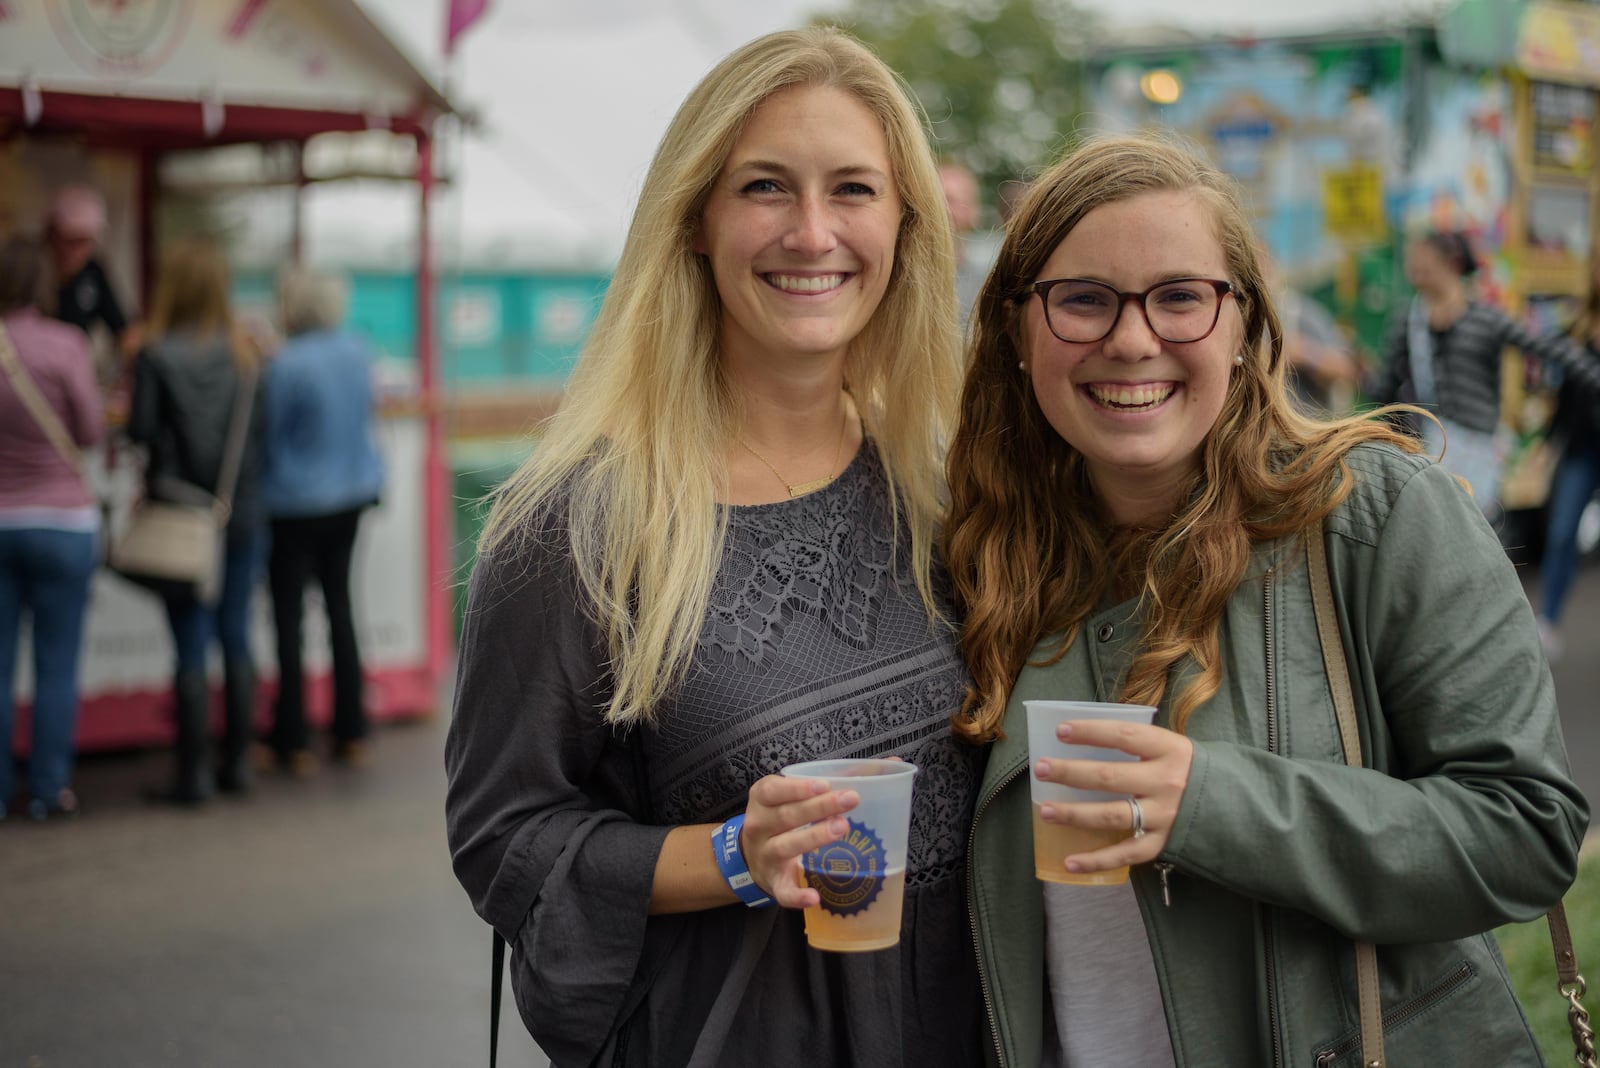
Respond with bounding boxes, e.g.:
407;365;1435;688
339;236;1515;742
1020;188;1242;523
696;84;902;376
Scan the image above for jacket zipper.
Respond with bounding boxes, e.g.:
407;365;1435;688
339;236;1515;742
1154;861;1174;906
969;760;1026;1068
1262;567;1284;1068
1312;961;1475;1066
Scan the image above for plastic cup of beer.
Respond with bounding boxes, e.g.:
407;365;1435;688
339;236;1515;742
779;758;917;952
1024;700;1157;886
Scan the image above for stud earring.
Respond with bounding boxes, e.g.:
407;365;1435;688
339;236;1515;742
1018;361;1027;372
1234;354;1245;366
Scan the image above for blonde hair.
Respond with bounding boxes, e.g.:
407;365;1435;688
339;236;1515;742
943;134;1420;743
146;237;255;369
477;27;961;727
278;264;349;335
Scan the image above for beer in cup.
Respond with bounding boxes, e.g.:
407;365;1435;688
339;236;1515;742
779;758;917;952
1024;700;1157;886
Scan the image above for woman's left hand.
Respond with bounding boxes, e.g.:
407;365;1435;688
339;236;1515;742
1034;719;1195;876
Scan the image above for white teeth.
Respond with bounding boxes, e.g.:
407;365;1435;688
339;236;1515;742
1087;384;1175;409
768;273;844;293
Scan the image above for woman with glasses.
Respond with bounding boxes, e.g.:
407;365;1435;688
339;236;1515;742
445;27;982;1067
944;135;1586;1066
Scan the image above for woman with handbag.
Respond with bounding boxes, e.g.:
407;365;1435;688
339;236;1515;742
0;238;105;822
943;135;1589;1066
126;237;267;805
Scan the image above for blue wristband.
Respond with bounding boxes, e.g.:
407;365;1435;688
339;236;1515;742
712;813;773;908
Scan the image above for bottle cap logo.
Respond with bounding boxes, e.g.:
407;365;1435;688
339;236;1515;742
803;817;885;916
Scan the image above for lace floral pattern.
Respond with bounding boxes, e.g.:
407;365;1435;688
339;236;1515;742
646;445;979;887
701;453;893;663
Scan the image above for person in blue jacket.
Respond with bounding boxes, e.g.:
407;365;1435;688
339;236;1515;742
258;265;384;774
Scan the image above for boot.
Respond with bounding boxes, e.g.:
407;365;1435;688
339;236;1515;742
148;672;212;805
217;658;257;794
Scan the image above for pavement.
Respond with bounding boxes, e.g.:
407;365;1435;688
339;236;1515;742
1;562;1596;1068
0;709;549;1068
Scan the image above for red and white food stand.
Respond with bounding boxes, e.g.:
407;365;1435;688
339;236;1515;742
0;0;457;751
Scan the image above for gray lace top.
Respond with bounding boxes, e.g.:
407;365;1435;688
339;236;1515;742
445;444;983;1068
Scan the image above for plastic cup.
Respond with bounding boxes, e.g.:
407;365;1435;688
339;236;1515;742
1024;700;1157;886
779;758;917;952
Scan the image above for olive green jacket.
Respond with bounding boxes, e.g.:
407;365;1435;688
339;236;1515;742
968;444;1589;1067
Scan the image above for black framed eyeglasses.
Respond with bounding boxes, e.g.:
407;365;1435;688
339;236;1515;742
1017;277;1235;344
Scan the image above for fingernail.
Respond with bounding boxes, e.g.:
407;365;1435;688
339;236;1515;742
1065;860;1082;873
1057;723;1073;740
809;780;827;795
838;790;860;810
1035;760;1051;778
827;818;848;836
1039;804;1055;821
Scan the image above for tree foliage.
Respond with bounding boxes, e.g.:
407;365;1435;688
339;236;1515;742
815;0;1099;224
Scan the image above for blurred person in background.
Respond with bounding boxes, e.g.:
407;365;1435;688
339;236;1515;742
1535;248;1600;661
1370;230;1600;521
940;159;996;326
257;265;384;775
0;238;104;822
44;184;135;367
1257;241;1361;415
446;27;983;1067
127;238;267;805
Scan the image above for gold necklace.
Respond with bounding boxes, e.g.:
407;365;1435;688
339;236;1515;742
739;401;850;499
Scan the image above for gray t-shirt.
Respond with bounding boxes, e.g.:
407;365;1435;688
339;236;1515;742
446;443;984;1068
1042;880;1177;1068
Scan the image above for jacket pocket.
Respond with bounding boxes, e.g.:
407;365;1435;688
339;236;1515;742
1310;948;1545;1068
1312;958;1476;1067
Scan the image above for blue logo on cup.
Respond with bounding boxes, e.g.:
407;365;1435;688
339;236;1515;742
804;818;885;916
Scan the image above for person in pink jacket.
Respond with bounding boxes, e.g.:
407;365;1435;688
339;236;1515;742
0;238;105;821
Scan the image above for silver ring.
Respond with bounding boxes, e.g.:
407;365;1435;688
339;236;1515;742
1127;797;1146;839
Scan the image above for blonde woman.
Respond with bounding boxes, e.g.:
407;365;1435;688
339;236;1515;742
445;27;983;1067
944;136;1586;1066
127;237;266;804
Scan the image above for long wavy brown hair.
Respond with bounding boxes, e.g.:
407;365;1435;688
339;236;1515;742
943;134;1421;744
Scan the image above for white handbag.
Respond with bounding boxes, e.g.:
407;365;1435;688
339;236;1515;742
109;362;256;604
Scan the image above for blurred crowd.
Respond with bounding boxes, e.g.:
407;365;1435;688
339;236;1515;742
1;185;385;823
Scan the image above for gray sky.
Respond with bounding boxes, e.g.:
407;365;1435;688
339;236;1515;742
297;0;1442;266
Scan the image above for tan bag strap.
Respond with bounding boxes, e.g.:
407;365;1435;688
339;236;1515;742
0;320;85;477
1306;521;1385;1068
1308;519;1595;1068
210;362;258;521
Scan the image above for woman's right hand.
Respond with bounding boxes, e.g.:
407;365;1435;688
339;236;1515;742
740;775;860;909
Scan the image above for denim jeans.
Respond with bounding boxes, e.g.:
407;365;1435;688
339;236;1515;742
0;526;98;808
161;528;268;675
1540;439;1600;625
